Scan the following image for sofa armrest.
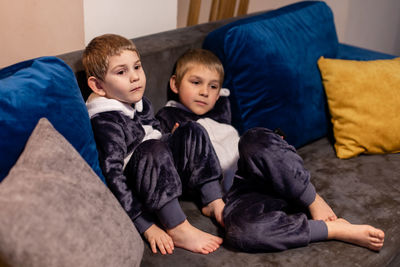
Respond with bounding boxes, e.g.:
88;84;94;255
336;43;396;60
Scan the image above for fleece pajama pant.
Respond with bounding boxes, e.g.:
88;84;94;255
223;128;328;252
124;121;223;233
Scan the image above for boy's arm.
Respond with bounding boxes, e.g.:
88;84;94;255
91;113;154;233
156;106;199;133
155;107;177;133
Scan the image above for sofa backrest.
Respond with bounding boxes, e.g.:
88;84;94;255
57;15;250;113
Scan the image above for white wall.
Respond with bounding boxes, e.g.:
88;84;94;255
265;0;400;55
334;0;400;55
83;0;178;44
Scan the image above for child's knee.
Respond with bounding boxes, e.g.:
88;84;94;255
239;128;278;156
239;127;294;158
175;121;209;141
135;139;171;159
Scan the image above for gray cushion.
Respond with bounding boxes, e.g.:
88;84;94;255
0;118;143;267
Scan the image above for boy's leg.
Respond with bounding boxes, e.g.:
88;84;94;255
167;121;225;224
224;187;384;252
238;128;335;217
237;127;315;207
238;128;336;221
125;139;185;230
222;128;331;251
223;185;326;252
126;139;222;254
226;128;384;251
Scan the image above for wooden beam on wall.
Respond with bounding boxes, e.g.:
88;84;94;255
237;0;249;16
187;0;202;26
209;0;219;22
217;0;237;20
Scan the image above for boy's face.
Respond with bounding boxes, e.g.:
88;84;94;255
98;50;146;104
171;64;220;115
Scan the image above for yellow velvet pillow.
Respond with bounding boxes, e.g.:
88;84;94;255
318;56;400;159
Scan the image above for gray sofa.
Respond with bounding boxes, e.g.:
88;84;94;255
1;2;397;267
56;3;400;266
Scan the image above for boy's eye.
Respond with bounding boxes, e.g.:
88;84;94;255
134;64;141;70
117;70;125;75
191;80;200;85
210;84;219;89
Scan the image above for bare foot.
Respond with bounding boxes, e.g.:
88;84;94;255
166;219;223;254
326;218;385;251
143;224;174;254
202;198;225;227
309;193;337;221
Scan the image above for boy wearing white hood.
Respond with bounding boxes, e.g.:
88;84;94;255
83;34;225;255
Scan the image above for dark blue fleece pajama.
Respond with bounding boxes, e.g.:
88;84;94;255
223;127;327;252
87;94;223;234
125;121;223;232
156;97;327;252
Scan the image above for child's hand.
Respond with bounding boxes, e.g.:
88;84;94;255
143;224;174;254
171;122;179;133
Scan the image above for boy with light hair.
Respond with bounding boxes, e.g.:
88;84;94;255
156;48;385;252
83;35;225;255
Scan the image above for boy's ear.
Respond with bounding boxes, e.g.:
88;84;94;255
87;76;106;96
169;75;179;94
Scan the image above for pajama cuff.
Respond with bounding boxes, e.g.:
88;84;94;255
199;180;223;206
298;183;316;207
308;220;328;243
133;212;155;234
157;198;186;230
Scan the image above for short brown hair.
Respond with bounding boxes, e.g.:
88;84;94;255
174;48;224;87
82;34;139;81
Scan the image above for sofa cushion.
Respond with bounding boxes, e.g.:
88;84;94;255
0;118;143;267
203;1;338;148
0;57;104;182
318;56;400;159
336;43;396;61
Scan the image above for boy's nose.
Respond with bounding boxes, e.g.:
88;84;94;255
130;71;139;82
199;86;209;96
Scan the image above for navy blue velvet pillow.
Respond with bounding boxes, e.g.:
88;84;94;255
0;57;104;182
203;1;339;148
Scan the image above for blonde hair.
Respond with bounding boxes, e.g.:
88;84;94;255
82;34;139;81
174;48;224;87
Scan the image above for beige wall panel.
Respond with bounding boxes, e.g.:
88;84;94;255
0;0;85;68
